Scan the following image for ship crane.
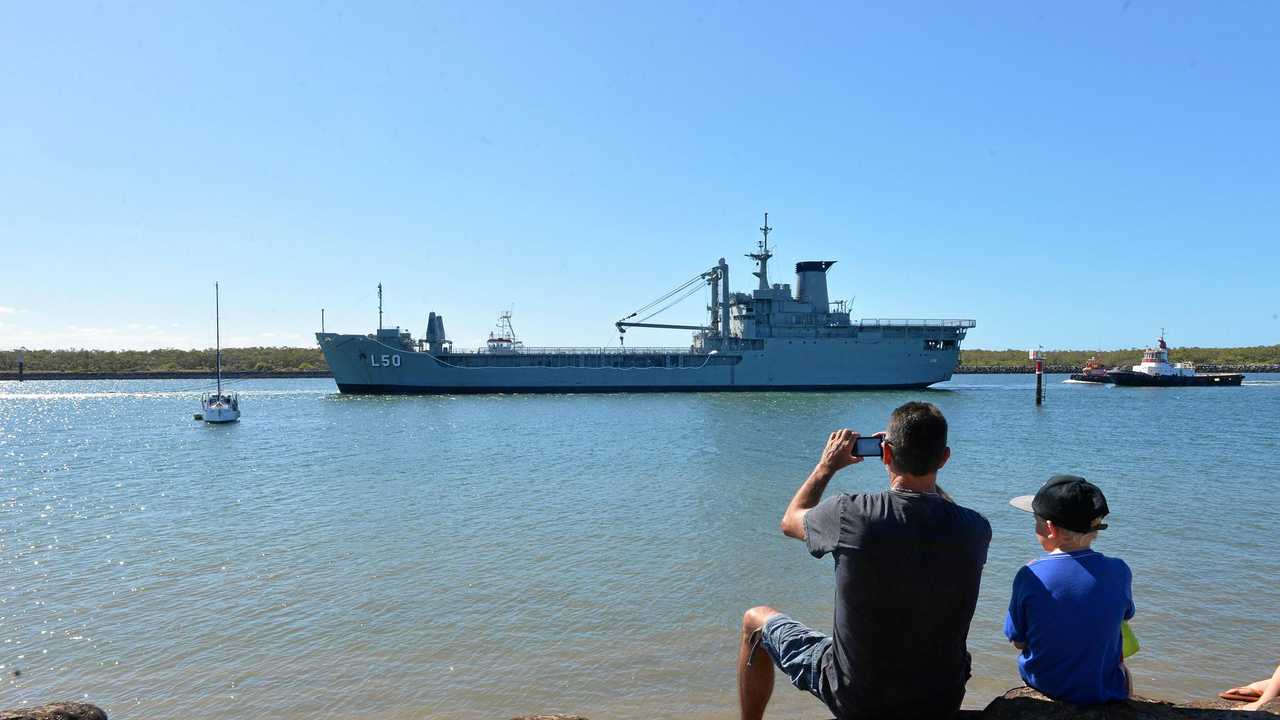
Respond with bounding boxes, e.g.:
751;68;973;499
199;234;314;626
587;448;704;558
615;265;721;338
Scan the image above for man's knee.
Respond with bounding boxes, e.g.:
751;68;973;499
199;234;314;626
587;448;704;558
741;605;781;635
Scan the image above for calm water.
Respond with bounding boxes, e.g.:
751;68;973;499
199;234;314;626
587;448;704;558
2;375;1277;719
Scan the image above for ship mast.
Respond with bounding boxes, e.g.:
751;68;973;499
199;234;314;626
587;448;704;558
747;212;773;291
215;282;222;396
498;309;517;341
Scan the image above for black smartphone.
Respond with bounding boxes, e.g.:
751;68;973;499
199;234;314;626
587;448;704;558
853;436;883;457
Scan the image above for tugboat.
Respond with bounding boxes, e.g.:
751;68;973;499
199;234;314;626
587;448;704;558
1068;356;1113;384
1107;335;1243;387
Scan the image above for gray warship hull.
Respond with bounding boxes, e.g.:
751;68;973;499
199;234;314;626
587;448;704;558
316;330;968;394
318;217;975;394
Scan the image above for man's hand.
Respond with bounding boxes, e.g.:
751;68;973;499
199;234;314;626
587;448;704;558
817;429;862;474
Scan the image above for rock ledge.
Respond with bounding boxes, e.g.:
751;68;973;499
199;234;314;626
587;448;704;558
978;686;1277;718
0;703;107;720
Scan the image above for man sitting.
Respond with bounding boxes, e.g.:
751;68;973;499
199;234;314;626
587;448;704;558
736;401;992;720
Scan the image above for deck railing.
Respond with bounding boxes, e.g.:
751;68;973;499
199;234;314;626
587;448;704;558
856;319;977;328
446;346;697;356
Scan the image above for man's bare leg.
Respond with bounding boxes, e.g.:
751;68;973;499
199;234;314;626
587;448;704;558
738;606;781;720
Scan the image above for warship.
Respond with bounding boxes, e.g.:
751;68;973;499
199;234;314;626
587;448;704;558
316;216;976;394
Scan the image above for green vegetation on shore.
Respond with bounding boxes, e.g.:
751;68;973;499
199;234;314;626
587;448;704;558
1;344;1278;374
0;347;326;373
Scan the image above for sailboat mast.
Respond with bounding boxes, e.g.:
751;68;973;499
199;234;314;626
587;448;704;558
215;282;222;395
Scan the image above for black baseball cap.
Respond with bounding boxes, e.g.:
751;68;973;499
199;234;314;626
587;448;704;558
1009;475;1110;534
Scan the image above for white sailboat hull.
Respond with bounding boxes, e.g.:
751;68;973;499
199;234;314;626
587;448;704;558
202;405;240;423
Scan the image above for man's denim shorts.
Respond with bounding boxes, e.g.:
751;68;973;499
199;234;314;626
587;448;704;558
756;614;833;703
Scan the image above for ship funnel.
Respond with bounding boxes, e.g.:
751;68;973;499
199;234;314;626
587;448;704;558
425;312;448;352
425;312;439;343
795;261;835;309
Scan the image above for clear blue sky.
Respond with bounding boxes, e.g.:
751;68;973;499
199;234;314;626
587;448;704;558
2;2;1277;351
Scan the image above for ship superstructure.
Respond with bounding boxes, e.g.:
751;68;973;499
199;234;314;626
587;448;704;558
316;217;976;394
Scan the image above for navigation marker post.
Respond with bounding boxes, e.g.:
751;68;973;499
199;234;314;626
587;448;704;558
17;347;24;382
1030;348;1044;406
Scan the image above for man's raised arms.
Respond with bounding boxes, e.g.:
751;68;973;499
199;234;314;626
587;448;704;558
780;429;862;540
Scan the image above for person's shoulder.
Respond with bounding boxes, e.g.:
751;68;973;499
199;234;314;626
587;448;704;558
813;492;857;520
1011;562;1040;587
827;491;860;507
844;490;885;511
951;501;993;535
952;501;989;524
1095;552;1134;581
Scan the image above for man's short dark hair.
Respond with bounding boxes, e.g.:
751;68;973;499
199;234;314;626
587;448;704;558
886;401;948;476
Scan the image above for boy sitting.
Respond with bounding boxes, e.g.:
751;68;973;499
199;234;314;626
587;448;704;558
1005;475;1135;704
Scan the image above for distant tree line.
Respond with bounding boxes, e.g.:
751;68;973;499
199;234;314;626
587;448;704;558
0;347;327;373
1;344;1277;373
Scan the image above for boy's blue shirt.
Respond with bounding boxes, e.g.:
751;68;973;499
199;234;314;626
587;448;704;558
1004;548;1135;704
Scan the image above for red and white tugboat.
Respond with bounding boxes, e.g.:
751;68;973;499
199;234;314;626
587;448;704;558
1107;335;1243;387
1068;356;1113;384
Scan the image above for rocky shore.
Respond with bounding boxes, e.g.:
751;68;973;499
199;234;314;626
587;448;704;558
7;688;1275;719
0;703;105;720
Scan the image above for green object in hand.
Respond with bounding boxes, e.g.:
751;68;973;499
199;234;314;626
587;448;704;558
1121;621;1140;658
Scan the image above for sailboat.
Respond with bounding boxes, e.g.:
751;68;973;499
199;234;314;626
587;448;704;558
200;282;240;423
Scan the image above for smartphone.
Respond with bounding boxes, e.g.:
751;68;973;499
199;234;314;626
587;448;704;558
853;436;883;457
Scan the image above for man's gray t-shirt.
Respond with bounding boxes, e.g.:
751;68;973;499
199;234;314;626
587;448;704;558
804;489;992;719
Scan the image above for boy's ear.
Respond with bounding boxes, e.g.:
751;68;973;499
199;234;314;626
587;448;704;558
881;439;894;468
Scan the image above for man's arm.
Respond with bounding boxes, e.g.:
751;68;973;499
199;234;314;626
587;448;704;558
780;429;860;540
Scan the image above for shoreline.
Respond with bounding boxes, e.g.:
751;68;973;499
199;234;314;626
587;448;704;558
3;365;1279;381
0;370;332;381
